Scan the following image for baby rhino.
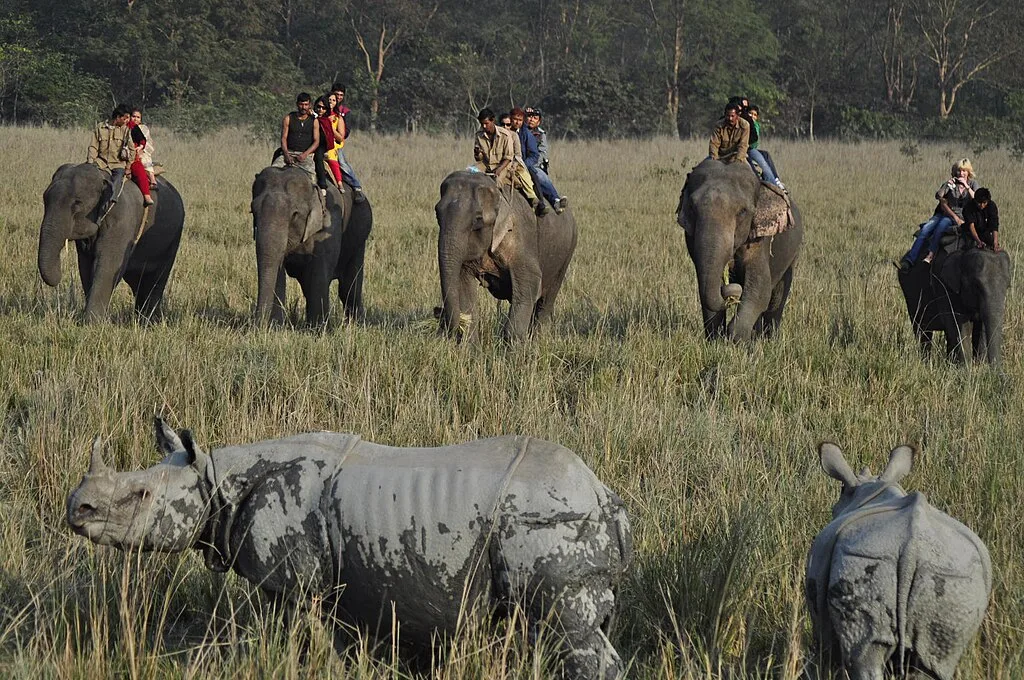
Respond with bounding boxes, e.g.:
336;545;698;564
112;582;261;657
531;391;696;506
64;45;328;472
806;443;991;680
67;418;632;680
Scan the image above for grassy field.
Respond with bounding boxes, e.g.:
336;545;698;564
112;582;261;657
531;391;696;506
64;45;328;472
0;125;1021;678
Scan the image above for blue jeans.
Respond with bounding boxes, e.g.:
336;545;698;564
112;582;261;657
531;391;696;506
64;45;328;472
527;165;560;206
337;149;362;189
905;214;953;263
747;149;777;184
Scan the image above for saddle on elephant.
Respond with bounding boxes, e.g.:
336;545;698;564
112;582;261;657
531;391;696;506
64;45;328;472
750;181;794;239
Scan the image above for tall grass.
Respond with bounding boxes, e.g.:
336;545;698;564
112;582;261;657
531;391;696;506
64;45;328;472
0;125;1021;677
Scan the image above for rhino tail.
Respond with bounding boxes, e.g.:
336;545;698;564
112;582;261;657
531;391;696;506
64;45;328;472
896;492;928;675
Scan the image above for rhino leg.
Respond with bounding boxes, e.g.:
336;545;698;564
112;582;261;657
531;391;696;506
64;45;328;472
827;554;897;680
520;579;621;680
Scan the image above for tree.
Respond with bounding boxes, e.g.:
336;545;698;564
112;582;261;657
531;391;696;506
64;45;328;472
880;0;918;112
644;0;686;138
911;0;1012;118
347;0;438;132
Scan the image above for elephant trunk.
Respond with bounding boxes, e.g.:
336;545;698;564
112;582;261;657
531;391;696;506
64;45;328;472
693;225;734;338
253;202;290;326
437;229;465;338
38;212;72;287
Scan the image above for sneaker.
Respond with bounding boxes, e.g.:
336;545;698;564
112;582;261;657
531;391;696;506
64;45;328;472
774;179;787;192
353;187;367;203
896;258;911;272
320;188;327;197
143;195;154;206
554;203;565;215
923;252;934;264
534;199;549;216
559;196;569;210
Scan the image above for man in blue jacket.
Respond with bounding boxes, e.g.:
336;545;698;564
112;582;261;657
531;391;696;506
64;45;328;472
510;107;567;214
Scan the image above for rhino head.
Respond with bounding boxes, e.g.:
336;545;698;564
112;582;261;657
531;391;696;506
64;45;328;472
67;417;214;552
819;442;915;518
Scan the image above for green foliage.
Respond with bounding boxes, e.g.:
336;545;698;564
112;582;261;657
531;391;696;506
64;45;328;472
542;64;660;139
2;0;1024;139
836;107;912;141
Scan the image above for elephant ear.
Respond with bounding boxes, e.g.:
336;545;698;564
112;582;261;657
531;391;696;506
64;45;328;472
676;182;693;236
93;174;114;221
490;193;515;252
302;187;327;242
935;252;964;296
751;183;792;240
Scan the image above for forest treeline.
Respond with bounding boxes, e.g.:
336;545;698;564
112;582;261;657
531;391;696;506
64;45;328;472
2;0;1023;145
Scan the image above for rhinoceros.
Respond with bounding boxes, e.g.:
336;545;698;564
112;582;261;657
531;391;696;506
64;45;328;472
806;443;991;680
66;418;632;679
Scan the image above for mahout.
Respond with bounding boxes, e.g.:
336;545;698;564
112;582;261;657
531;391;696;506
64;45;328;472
38;163;184;321
251;166;372;326
435;170;577;341
67;417;632;679
806;443;991;680
676;158;803;340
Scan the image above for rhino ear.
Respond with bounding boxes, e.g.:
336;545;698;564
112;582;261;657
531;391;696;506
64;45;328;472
180;429;210;471
154;416;185;455
89;436;108;474
880;445;914;483
819;442;858;487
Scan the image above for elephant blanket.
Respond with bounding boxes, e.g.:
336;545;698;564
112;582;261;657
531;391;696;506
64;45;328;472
751;182;794;239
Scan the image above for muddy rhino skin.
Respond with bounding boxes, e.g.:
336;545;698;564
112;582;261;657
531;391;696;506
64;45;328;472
806;443;991;680
67;420;632;680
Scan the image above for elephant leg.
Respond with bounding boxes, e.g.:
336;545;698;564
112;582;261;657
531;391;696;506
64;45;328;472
532;265;568;331
337;249;367;321
754;266;794;339
75;241;95;298
133;264;172;320
272;268;287;324
942;317;969;363
971;321;988;362
299;267;331;327
507;263;542;341
701;307;727;339
729;267;771;342
82;235;133;323
918;330;934;356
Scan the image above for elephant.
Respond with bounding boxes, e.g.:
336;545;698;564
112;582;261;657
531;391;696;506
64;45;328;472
251;166;372;326
897;247;1012;363
38;163;185;322
676;158;803;340
435;170;577;341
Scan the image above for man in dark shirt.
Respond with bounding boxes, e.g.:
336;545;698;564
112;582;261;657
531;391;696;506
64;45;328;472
962;187;1000;252
271;92;320;184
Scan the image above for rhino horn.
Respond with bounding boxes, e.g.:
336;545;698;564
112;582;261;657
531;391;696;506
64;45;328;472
880;445;914;483
88;437;108;474
154;415;185;455
819;442;858;487
180;429;209;470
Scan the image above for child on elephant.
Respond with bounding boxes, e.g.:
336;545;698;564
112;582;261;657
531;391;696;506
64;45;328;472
962;187;1000;252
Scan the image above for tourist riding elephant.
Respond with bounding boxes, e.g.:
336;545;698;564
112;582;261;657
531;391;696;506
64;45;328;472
435;170;577;341
897;248;1012;363
251;166;372;326
676;158;803;340
38;163;185;322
